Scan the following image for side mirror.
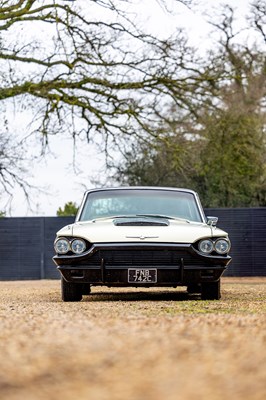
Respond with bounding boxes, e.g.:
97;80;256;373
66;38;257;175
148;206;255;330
207;216;218;226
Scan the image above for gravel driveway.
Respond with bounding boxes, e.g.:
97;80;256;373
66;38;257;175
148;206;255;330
0;278;265;400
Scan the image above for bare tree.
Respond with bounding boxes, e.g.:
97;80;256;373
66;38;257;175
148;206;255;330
0;121;31;209
0;0;198;207
0;0;195;147
114;0;266;207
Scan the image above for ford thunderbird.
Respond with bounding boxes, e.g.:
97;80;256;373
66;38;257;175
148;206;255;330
53;187;231;301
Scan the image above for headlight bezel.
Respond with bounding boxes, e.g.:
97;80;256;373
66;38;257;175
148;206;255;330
54;237;88;255
197;237;231;255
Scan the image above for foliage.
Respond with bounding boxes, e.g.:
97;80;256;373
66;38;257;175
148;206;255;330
0;0;265;210
196;111;265;207
114;1;266;207
57;201;78;216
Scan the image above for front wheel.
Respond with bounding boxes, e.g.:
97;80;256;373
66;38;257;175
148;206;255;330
81;284;91;295
201;280;221;300
187;283;201;294
61;277;82;302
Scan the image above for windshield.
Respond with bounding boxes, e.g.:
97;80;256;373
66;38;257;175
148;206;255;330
78;189;203;223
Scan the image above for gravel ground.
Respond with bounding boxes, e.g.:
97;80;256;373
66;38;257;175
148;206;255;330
0;278;265;400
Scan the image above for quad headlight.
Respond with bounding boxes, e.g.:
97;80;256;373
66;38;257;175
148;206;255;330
54;237;87;255
214;239;231;254
54;238;70;254
71;239;86;254
198;238;231;255
198;239;214;254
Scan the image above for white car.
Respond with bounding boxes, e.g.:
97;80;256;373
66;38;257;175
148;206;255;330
53;187;231;301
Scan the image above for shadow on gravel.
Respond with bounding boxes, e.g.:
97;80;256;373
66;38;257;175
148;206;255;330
82;291;201;302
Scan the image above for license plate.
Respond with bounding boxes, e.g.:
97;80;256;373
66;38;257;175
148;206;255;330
128;269;157;283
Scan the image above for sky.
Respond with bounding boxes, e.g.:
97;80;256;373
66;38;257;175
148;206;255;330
1;0;253;217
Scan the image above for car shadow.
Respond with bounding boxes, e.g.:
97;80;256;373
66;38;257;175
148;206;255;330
83;290;201;302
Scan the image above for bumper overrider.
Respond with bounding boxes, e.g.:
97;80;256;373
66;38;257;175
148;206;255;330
53;242;231;286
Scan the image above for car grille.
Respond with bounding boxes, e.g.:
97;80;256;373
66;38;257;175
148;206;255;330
85;248;203;267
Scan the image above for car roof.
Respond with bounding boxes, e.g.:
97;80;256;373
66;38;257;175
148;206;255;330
84;187;198;196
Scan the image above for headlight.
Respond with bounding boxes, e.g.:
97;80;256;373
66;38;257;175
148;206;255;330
198;239;214;254
54;238;70;254
71;239;86;254
214;239;231;254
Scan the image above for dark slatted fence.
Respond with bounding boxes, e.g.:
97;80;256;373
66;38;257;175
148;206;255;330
0;217;74;280
0;209;265;279
206;208;266;277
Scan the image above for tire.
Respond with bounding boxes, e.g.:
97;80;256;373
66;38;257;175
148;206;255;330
201;280;221;300
81;284;91;295
61;277;82;302
187;283;201;294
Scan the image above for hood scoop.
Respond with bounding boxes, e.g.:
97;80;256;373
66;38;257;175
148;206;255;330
113;217;169;226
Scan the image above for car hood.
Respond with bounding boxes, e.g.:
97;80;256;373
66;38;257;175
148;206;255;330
56;218;228;243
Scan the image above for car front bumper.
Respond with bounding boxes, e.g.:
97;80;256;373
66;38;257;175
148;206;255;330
53;242;231;286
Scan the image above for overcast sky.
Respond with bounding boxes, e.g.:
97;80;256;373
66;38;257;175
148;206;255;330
1;0;253;217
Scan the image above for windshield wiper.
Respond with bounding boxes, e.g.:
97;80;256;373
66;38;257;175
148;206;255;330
91;215;138;222
136;214;190;223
